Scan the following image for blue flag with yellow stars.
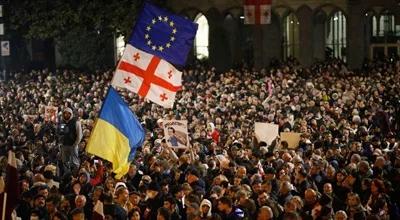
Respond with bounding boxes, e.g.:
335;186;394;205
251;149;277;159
129;2;198;67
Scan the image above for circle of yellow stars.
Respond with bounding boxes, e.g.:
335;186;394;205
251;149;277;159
145;15;177;52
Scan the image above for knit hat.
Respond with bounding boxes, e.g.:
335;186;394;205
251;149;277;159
265;166;276;175
114;182;127;192
147;182;161;192
63;107;73;115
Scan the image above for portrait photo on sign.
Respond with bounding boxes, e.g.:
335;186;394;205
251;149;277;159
163;120;188;149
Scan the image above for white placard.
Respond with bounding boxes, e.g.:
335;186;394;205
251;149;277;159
255;122;279;145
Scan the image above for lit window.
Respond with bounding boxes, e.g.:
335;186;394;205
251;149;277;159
325;11;347;60
379;12;395;37
282;13;300;60
115;35;125;60
194;13;209;60
372;16;378;37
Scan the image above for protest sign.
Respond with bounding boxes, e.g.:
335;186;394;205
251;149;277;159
255;122;279;145
163;120;189;149
280;132;302;149
45;106;58;123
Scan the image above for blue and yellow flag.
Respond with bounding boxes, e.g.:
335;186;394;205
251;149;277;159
129;2;198;67
86;87;145;179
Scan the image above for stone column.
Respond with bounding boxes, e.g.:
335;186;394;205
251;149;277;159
261;13;282;68
347;5;365;68
297;6;313;66
207;8;231;71
312;11;326;62
253;25;264;69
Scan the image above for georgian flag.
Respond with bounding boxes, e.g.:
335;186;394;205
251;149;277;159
244;0;272;25
112;44;182;108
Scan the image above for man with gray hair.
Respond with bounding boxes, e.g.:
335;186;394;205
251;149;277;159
257;206;273;220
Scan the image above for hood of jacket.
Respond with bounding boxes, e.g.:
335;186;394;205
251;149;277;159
200;199;212;217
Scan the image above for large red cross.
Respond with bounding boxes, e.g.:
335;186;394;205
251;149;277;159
245;0;271;25
118;54;182;99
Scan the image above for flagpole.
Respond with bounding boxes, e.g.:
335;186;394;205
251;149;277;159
2;192;6;220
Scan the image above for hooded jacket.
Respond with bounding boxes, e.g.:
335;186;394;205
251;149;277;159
200;199;212;218
60;108;83;146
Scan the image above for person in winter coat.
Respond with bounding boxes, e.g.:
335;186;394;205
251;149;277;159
200;199;212;219
58;108;82;172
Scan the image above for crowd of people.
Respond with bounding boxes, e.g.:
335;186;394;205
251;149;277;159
0;57;400;220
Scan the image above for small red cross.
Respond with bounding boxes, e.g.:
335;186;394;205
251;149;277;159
160;93;168;101
133;52;140;61
263;10;269;17
167;70;173;79
124;77;131;84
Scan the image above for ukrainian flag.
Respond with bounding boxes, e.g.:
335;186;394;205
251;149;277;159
86;87;145;179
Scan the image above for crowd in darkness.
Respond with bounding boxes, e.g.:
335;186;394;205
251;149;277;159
1;57;400;220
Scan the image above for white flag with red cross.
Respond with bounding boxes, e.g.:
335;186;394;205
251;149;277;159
244;0;272;25
111;3;198;108
112;44;182;108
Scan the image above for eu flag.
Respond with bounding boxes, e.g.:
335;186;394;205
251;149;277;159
86;87;145;179
129;2;198;67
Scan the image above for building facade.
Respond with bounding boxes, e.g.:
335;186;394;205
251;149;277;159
165;0;400;70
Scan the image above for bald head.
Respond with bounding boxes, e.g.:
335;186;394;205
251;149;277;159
304;189;317;204
280;181;293;195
